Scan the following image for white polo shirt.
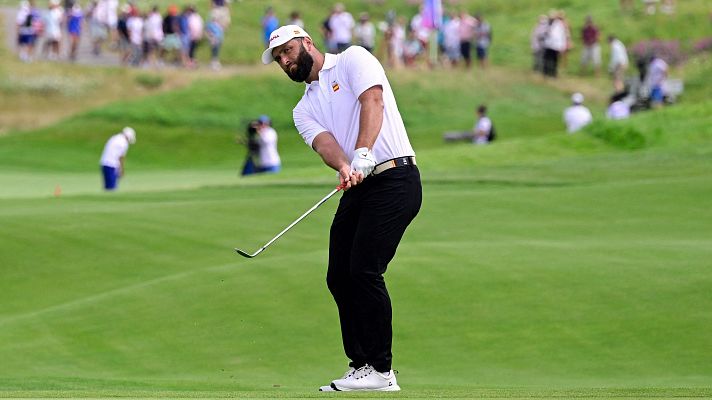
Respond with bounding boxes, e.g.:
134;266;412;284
474;116;492;135
329;12;354;44
257;126;281;168
100;133;129;168
563;105;593;133
293;46;415;164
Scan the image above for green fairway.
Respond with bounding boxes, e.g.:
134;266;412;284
1;145;712;398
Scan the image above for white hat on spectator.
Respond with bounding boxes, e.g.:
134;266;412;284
572;93;584;105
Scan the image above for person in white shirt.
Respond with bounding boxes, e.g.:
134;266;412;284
126;9;143;66
543;11;567;77
606;91;631;120
255;115;281;173
608;35;629;92
287;10;304;28
106;0;118;45
42;0;64;60
473;104;493;145
353;12;375;53
144;6;164;67
531;14;549;72
386;17;405;68
16;0;36;62
442;12;461;66
647;55;668;108
187;6;204;66
262;24;420;392
563;92;593;133
458;10;476;68
91;0;109;55
328;3;354;52
100;127;136;190
607;100;631;120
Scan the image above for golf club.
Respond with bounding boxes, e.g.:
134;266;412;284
234;184;345;258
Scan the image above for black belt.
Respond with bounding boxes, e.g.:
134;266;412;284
371;156;417;176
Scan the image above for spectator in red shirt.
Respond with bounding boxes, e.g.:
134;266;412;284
580;15;601;75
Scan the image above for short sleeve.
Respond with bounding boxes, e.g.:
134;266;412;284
293;100;327;148
477;117;492;133
342;46;385;98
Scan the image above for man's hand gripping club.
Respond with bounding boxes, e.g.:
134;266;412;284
336;147;376;190
351;146;377;175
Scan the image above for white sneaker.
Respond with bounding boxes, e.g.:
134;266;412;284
318;367;356;391
330;365;400;391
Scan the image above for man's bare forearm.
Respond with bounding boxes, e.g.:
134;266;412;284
312;132;349;171
355;86;384;150
312;132;360;189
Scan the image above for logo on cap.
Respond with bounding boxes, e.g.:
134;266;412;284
269;34;280;43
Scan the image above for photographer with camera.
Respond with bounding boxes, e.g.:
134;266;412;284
239;115;281;176
239;120;261;176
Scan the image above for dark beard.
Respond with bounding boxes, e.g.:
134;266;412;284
287;45;314;82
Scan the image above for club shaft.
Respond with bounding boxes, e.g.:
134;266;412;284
253;187;340;254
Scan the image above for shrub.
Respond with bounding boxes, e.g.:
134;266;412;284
585;121;647;150
135;74;163;89
693;37;712;53
632;39;686;65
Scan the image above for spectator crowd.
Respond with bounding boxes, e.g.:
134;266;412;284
15;0;683;136
15;0;229;69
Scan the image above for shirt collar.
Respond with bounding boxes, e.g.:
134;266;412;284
304;53;337;91
321;53;337;71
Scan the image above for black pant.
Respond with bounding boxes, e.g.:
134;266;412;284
543;48;560;77
326;165;422;373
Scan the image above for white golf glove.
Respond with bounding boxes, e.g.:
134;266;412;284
350;147;377;177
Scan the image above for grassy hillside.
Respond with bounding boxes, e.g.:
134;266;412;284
0;65;710;173
0;67;578;171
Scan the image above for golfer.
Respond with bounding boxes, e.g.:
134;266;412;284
100;127;136;191
262;25;422;391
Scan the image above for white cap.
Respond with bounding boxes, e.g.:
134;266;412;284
571;92;584;104
261;25;311;64
122;127;136;144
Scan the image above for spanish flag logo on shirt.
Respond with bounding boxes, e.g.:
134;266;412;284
332;81;340;92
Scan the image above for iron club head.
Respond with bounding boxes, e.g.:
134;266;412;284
234;247;263;258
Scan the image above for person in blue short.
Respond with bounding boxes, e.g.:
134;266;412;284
647;54;668;108
67;3;83;61
100;127;136;191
